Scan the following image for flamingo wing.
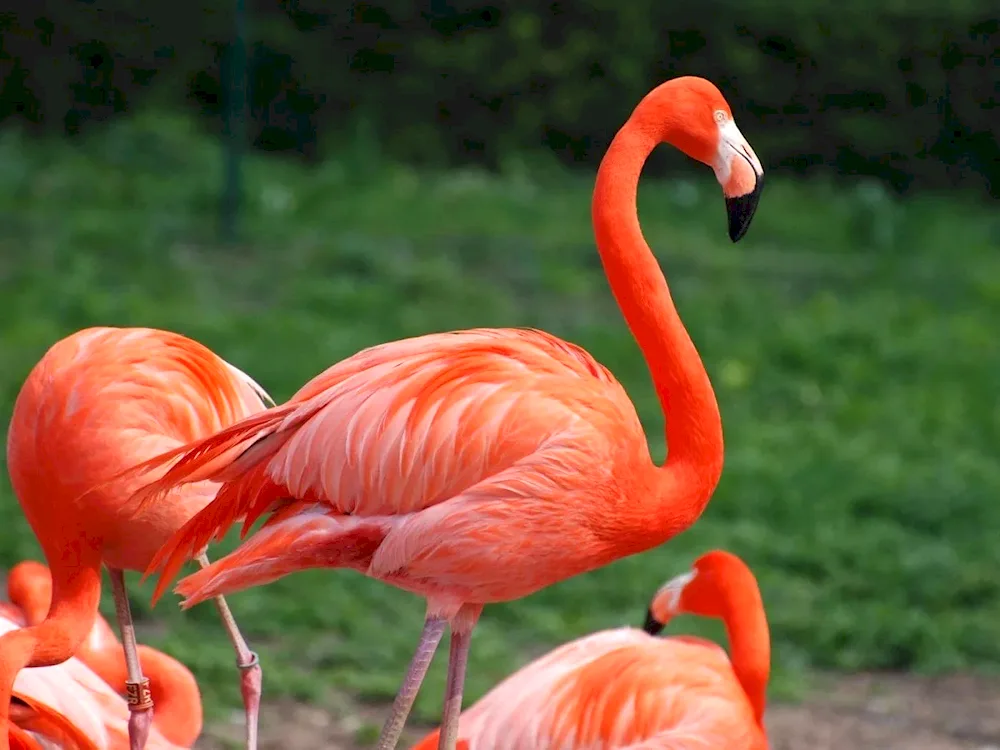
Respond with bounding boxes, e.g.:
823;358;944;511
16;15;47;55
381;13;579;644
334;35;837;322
130;328;643;601
412;628;763;750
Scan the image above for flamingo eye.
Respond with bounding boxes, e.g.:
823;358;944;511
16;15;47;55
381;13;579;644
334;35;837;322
713;110;727;124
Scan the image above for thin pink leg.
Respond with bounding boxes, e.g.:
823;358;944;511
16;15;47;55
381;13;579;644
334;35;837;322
197;553;261;750
437;627;473;750
108;568;153;750
375;617;447;750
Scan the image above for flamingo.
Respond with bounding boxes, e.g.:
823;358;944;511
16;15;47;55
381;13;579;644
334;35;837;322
0;598;195;749
411;550;770;749
8;691;98;750
0;327;272;750
5;561;203;747
125;75;765;750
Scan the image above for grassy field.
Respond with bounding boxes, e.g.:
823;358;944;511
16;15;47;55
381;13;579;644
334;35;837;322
0;112;998;743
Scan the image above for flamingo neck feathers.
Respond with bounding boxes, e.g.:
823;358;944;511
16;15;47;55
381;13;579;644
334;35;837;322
591;114;724;541
713;563;770;725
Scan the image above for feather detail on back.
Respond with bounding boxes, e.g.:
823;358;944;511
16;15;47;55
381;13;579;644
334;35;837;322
126;328;644;603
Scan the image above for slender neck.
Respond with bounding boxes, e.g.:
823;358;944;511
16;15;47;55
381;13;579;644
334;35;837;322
717;570;770;725
591;122;724;524
0;559;101;741
6;567;202;746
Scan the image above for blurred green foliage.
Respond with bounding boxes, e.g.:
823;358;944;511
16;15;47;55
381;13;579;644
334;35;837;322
0;115;998;728
0;2;997;195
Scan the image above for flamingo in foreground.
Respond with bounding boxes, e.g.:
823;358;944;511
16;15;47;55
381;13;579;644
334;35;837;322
5;561;203;747
0;327;271;750
0;598;191;749
411;550;770;750
126;75;764;750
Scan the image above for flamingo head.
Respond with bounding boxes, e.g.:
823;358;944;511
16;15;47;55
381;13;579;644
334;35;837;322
631;76;765;243
643;549;745;634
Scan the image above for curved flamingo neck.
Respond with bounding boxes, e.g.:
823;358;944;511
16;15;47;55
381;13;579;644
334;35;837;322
591;120;724;537
712;563;770;725
5;564;202;746
0;560;101;750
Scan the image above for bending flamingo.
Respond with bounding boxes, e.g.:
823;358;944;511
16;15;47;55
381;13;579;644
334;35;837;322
412;550;770;749
0;327;271;750
127;75;764;750
6;561;203;747
0;599;193;749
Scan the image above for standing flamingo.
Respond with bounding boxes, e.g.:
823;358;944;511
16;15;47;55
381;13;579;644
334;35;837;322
411;550;770;749
6;560;203;747
0;598;195;749
0;327;271;750
126;75;764;750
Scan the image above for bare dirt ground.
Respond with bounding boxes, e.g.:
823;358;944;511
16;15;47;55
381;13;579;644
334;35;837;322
199;672;1000;749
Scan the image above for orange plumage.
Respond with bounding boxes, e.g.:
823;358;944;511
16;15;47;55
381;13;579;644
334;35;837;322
127;75;765;750
5;561;203;748
1;597;193;749
0;326;269;750
411;551;770;750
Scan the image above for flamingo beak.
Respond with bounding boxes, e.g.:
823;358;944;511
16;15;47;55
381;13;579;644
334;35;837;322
716;119;764;243
643;607;664;636
642;569;697;636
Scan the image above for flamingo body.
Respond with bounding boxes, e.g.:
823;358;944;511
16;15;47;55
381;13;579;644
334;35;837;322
7;327;269;572
412;550;771;750
412;628;764;750
0;326;269;750
139;328;652;613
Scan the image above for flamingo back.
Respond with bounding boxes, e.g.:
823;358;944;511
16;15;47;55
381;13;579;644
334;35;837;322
6;326;271;571
411;628;766;750
130;328;647;603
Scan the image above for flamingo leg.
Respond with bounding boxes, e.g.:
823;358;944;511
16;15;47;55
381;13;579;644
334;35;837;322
196;554;261;750
375;616;447;750
437;626;473;750
108;568;153;750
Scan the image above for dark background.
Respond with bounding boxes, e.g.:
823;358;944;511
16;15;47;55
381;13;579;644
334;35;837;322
2;1;997;196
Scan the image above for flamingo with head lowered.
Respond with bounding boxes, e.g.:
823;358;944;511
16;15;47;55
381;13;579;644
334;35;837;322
0;327;271;750
124;75;764;750
411;550;770;749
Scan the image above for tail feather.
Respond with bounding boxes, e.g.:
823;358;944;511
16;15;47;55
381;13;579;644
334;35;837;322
173;507;388;608
133;406;305;604
126;403;296;511
9;692;101;750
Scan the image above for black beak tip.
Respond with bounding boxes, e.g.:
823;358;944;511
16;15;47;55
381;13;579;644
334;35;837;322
726;174;764;243
642;608;664;636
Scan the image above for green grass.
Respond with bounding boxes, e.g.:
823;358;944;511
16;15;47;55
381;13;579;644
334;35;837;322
0;111;998;729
